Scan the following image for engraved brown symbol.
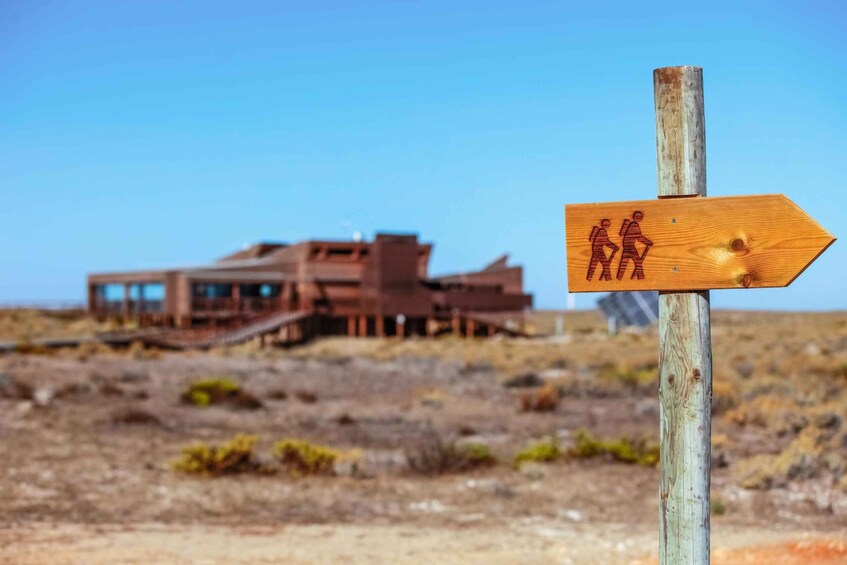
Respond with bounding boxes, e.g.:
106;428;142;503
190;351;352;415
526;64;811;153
586;219;619;281
616;211;653;280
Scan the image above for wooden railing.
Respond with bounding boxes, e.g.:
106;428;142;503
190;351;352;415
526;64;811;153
191;297;282;313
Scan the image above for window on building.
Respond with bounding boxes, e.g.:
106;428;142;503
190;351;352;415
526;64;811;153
192;283;232;298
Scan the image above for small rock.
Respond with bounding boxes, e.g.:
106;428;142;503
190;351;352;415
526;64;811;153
493;483;515;498
812;490;832;512
409;500;446;513
333;460;360;477
540;368;569;380
116;370;149;383
562;509;583;522
519;462;547;481
804;342;822;356
33;388;54;407
55;382;93;398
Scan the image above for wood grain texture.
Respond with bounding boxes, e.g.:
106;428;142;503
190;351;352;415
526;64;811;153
564;194;835;293
655;65;711;565
659;291;712;565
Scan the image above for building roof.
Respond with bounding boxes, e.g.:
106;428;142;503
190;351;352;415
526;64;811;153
217;242;288;262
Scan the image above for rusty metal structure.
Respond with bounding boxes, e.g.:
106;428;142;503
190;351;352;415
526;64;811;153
87;233;532;347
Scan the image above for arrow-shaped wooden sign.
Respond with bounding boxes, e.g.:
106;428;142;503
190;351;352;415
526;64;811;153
565;193;834;293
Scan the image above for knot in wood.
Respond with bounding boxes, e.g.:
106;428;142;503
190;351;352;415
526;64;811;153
692;368;701;381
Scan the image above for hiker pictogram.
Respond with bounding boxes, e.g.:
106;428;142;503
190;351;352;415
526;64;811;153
586;219;619;281
616;211;653;280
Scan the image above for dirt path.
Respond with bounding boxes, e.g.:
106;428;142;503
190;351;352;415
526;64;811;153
1;522;845;565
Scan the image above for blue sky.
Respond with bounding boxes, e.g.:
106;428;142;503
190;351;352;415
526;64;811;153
1;1;844;310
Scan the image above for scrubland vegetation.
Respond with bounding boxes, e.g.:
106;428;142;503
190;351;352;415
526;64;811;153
1;308;845;561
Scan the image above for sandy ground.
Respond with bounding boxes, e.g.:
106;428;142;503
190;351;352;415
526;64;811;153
1;310;846;563
2;522;846;564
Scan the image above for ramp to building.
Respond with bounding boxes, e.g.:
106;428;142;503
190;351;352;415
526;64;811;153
142;311;313;349
464;311;531;337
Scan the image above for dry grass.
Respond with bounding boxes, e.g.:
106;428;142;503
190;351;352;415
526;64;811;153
0;309;111;342
406;431;497;475
3;308;847;499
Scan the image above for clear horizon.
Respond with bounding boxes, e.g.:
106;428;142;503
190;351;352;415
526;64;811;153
2;1;844;310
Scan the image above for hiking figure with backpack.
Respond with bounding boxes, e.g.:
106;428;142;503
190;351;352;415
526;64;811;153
586;219;619;281
616;211;653;280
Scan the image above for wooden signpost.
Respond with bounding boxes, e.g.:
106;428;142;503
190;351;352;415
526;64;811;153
563;66;835;563
566;194;834;293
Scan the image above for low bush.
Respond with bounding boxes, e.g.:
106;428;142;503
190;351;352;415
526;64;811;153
127;341;162;360
725;394;804;434
111;408;163;427
172;434;261;476
733;427;823;489
0;374;34;400
406;432;496;475
54;382;93;398
513;437;560;466
711;380;740;415
461;443;497;467
267;389;288;400
504;373;545;388
711;433;732;468
519;384;560;412
273;438;340;476
336;413;355;426
99;382;125;397
598;363;658;390
569;429;659;467
180;377;263;410
294;390;318;404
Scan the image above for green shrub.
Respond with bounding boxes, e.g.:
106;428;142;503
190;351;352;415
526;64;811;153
569;429;659;467
598;363;658;389
710;498;727;516
461;443;497;467
273;439;340;476
513;437;560;466
180;377;262;410
172;434;260;476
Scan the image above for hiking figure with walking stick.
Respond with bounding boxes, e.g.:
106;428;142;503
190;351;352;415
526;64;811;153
586;219;619;281
616;211;653;280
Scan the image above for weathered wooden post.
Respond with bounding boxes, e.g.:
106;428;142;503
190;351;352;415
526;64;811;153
563;66;835;564
654;65;712;564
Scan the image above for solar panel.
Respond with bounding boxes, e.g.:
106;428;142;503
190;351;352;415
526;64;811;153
597;291;659;328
